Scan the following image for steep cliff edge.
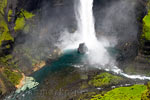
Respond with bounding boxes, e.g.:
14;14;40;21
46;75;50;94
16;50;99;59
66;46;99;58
0;0;64;98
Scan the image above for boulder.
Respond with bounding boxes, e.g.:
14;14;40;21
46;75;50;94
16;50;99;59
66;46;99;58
77;43;88;54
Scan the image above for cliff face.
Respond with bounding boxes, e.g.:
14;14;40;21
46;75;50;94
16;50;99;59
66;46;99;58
139;1;150;59
0;0;70;97
0;0;35;97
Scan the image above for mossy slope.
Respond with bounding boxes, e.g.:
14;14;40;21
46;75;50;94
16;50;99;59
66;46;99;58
91;85;146;100
14;9;34;31
0;0;14;46
88;72;123;87
141;82;150;100
142;1;150;40
3;68;22;85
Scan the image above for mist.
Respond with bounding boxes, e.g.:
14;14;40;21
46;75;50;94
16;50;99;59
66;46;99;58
94;0;139;45
12;0;141;72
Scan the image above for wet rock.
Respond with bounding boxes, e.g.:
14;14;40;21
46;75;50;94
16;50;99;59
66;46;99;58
78;43;88;54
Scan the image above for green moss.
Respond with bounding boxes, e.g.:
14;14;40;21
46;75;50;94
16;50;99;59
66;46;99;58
88;72;123;87
55;72;80;90
23;25;30;33
0;0;7;14
3;68;22;85
78;92;96;100
91;85;146;100
0;55;13;63
142;1;150;40
0;55;18;69
141;82;150;100
0;0;14;46
143;11;150;40
143;11;150;27
14;17;25;31
80;82;89;89
8;10;13;22
23;10;35;19
0;31;14;46
14;9;34;31
0;15;14;46
5;44;10;48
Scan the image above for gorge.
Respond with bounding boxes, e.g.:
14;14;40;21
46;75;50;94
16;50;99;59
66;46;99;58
1;0;150;100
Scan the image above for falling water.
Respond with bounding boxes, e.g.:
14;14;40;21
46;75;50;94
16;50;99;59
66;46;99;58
74;0;111;65
77;0;97;48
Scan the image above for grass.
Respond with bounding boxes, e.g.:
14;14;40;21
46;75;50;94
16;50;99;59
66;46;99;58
88;72;123;87
91;85;146;100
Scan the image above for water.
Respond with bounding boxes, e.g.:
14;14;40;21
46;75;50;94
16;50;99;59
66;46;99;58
5;49;87;100
77;0;97;48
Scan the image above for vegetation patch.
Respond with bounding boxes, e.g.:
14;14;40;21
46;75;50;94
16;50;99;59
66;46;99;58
142;1;150;40
91;85;146;100
141;82;150;100
88;72;123;87
8;10;13;22
0;0;14;46
0;0;7;14
0;55;18;69
78;92;96;100
143;10;150;40
3;68;22;85
14;9;35;31
0;18;14;46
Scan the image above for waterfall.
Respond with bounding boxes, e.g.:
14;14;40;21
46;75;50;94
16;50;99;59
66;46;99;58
77;0;97;48
75;0;110;65
57;0;111;65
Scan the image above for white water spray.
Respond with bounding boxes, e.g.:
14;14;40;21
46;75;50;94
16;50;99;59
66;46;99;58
58;0;150;80
76;0;111;65
77;0;97;48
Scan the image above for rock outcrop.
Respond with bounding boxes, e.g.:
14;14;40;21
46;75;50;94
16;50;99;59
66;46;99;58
77;43;88;54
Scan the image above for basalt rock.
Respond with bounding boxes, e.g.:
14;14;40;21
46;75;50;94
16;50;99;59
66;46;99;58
77;43;88;54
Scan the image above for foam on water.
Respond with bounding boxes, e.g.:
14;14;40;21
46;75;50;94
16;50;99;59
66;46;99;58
16;77;39;93
108;66;150;80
